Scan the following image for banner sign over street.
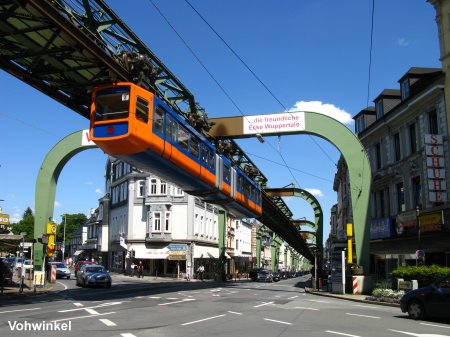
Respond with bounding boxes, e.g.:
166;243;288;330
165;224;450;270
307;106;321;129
243;112;305;135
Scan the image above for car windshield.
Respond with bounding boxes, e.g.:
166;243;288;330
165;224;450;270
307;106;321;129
55;263;67;268
85;267;104;273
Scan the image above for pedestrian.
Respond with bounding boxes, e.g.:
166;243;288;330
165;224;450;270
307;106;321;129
197;264;204;281
130;262;136;277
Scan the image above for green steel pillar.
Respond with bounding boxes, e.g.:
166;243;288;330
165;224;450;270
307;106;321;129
34;130;97;270
218;210;227;281
256;230;262;268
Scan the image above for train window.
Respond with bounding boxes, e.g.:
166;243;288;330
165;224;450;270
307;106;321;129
94;86;130;121
165;114;173;141
209;151;215;170
223;164;231;182
153;107;164;134
190;136;199;159
178;124;189;151
238;175;243;191
135;96;149;123
201;145;208;165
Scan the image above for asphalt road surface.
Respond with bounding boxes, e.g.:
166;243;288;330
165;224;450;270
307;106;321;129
1;275;449;337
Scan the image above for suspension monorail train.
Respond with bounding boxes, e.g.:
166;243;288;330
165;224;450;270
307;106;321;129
89;82;262;218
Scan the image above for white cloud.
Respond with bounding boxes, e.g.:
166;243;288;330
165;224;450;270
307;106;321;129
95;188;102;194
54;200;61;208
304;188;324;198
398;38;409;47
289;101;353;125
86;181;94;185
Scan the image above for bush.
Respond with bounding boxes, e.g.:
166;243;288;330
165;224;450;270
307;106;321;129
390;265;450;288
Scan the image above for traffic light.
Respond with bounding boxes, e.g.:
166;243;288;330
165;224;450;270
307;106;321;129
129;249;135;259
47;234;55;257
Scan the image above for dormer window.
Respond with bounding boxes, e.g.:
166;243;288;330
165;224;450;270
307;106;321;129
401;79;410;100
355;116;365;133
375;100;384;119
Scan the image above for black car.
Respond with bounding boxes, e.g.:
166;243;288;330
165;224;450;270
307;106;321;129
400;274;450;320
76;264;111;288
272;271;281;282
249;268;263;281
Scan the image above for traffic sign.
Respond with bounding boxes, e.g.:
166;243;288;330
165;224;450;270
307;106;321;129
416;250;425;258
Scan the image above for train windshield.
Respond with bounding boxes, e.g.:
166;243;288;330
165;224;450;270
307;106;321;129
94;86;130;121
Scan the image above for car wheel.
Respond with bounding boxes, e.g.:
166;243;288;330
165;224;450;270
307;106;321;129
105;282;111;288
407;300;425;320
82;279;86;288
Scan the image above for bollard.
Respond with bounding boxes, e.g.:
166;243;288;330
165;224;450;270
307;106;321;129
352;276;359;295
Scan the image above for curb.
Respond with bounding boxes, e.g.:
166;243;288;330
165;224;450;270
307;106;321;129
305;288;400;308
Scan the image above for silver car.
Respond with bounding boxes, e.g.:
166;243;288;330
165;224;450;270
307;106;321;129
49;262;71;279
76;264;111;288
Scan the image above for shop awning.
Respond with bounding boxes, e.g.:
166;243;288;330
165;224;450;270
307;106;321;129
73;250;84;256
194;246;219;259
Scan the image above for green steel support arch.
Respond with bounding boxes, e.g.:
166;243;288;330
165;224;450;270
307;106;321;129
210;111;372;273
34;130;97;270
266;187;323;255
218;210;227;280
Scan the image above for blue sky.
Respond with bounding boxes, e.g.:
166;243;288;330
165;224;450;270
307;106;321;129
0;1;441;244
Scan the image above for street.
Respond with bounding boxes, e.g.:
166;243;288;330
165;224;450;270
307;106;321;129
0;275;449;337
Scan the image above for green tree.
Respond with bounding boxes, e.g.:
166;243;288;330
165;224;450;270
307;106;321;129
57;213;87;244
11;207;34;239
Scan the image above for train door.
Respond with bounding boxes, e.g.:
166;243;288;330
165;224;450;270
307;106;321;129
231;168;237;200
216;155;223;190
200;145;208;183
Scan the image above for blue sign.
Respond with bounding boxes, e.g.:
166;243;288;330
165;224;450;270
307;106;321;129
169;244;187;251
370;218;394;239
61;243;65;249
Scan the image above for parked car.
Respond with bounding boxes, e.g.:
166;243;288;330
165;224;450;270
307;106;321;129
400;274;450;320
74;260;95;276
257;269;273;282
13;257;24;270
287;271;296;278
272;271;281;282
49;262;71;279
249;268;263;281
76;264;111;288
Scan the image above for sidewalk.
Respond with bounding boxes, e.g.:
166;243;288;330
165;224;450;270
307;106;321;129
0;272;64;298
305;287;400;307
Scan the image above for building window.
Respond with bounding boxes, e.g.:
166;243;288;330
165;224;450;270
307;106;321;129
194;214;199;235
375;142;381;169
429;109;438;134
200;216;204;236
412;176;421;208
174;187;184;197
160;180;167;195
150;179;157;195
375;100;384;119
137;180;145;197
165;212;171;232
401;79;410;100
409;123;417;154
396;182;405;213
153;212;161;232
379;190;385;218
355;116;365;133
394;133;401;162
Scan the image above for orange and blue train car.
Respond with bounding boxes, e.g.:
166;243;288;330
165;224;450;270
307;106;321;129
89;82;262;218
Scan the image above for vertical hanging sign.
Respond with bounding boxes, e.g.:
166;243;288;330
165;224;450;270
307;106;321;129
425;134;447;202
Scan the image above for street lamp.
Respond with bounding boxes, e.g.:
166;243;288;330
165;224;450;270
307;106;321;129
19;231;26;293
416;205;421;266
61;214;67;261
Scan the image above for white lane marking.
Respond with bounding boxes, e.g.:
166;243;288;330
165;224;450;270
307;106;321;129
59;302;122;312
121;334;137;337
99;318;117;326
73;303;84;307
51;311;115;323
0;308;41;314
148;296;161;299
308;299;330;303
352;304;374;309
419;323;450;329
326;331;361;337
346;313;380;319
181;314;226;326
166;297;179;300
288;295;299;299
212;294;220;297
295;307;319;311
254;301;274;308
158;298;196;306
263;318;292;325
85;308;100;315
389;329;450;336
228;311;243;315
56;281;68;290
